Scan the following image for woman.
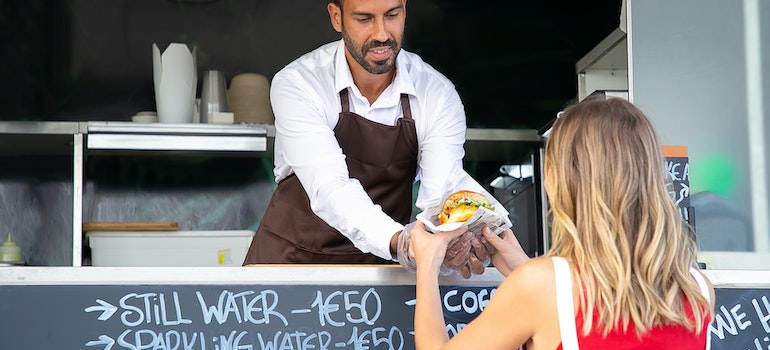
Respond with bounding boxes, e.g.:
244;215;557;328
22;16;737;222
411;97;715;349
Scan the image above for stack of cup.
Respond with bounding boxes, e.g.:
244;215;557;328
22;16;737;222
227;73;274;124
199;70;230;123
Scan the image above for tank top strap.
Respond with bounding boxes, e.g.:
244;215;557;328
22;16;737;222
553;256;580;350
688;267;711;302
689;267;713;350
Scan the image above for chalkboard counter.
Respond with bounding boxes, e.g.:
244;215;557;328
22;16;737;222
0;266;768;349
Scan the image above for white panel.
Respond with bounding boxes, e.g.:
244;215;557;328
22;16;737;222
629;0;770;258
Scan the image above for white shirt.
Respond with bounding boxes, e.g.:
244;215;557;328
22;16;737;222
270;39;467;260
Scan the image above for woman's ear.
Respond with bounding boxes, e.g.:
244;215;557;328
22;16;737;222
328;2;343;33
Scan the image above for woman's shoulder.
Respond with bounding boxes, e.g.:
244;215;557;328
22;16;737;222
498;256;559;296
486;256;564;349
512;256;558;277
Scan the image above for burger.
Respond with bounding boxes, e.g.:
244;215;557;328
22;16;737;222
438;190;494;224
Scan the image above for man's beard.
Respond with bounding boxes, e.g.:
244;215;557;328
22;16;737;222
342;28;401;75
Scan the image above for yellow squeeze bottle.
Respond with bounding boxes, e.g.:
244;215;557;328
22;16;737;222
0;233;22;263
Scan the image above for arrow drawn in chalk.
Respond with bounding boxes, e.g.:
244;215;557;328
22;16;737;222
85;299;118;321
85;335;115;349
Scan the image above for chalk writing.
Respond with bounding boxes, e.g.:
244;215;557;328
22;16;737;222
403;287;495;338
85;299;118;321
119;292;192;327
754;296;770;333
665;158;691;218
77;286;417;350
442;288;495;314
113;329;205;350
710;289;770;350
665;159;689;183
256;330;332;350
196;289;287;325
445;323;468;337
346;326;404;350
310;288;382;327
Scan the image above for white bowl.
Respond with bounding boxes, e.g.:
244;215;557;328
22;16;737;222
131;114;158;123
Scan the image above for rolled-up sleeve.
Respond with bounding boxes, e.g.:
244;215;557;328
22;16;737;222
414;80;467;211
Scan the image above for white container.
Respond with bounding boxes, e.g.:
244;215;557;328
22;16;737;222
87;230;254;267
153;43;197;124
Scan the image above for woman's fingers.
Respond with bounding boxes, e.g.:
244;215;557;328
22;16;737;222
482;226;530;277
483;227;506;247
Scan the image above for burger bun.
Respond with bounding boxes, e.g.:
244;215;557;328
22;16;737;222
438;190;493;224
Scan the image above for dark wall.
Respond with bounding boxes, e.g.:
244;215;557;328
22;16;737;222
0;0;621;129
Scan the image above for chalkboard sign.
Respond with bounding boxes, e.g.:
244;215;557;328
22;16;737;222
0;284;490;349
0;281;765;348
663;146;693;226
710;287;770;350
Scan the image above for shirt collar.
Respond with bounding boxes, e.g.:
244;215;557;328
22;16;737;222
333;39;417;98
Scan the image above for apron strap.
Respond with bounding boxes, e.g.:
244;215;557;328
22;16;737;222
400;94;413;120
340;88;351;113
339;88;413;121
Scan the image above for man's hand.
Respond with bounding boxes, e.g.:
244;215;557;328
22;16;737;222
471;234;496;262
455;235;494;278
442;231;473;270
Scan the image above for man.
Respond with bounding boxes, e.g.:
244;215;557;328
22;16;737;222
243;0;488;275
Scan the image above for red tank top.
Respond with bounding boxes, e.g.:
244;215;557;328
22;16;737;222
552;257;712;350
555;298;711;349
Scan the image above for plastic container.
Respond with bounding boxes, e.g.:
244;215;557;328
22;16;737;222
86;230;254;267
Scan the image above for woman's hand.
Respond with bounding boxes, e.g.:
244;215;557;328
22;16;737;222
409;221;469;274
482;226;530;277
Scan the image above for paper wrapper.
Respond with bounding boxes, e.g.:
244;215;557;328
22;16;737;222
153;43;197;123
406;184;511;277
416;170;512;236
418;206;510;236
398;165;513;276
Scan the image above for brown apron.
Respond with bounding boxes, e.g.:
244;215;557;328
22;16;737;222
243;88;418;264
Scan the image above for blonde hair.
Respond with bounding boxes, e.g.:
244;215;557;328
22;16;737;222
544;97;710;336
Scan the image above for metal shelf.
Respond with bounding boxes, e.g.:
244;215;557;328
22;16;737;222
0;121;81;156
576;27;629;101
85;122;268;152
576;27;628;73
464;128;543;162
